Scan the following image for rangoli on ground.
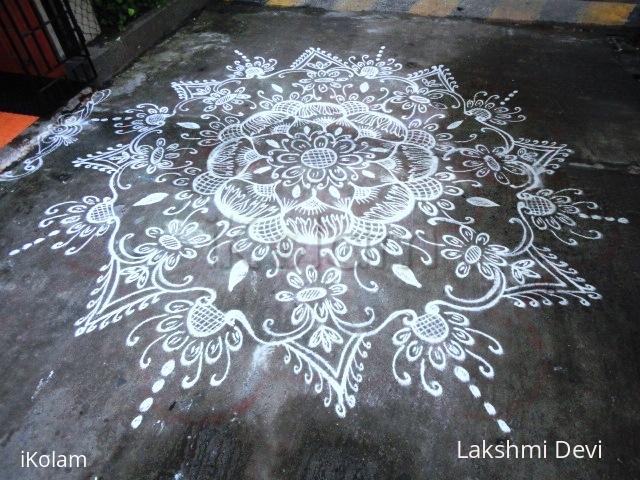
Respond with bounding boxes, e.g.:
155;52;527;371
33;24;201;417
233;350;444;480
2;47;628;433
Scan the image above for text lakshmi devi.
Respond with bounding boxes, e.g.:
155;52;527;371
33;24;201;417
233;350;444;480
457;440;603;460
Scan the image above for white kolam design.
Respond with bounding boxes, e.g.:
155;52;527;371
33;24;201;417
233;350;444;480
0;90;109;182
6;47;629;433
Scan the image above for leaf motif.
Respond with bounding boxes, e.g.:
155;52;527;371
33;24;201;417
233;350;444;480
133;192;168;206
266;139;280;149
176;122;200;129
251;244;269;261
446;120;463;130
309;326;343;353
228;260;249;292
511;259;540;285
392;328;412;345
329;185;340;199
271;83;283;93
308;329;322;349
254;165;271;174
360;82;369;93
336;242;353;261
392;264;422;288
466;197;500;208
122;266;148;288
383;239;403;256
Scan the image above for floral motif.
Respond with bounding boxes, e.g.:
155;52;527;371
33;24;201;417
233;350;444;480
116;104;171;134
518;188;602;244
127;296;245;393
189;99;447;250
389;85;448;115
276;265;347;327
441;225;508;279
203;87;251;112
465;91;525;125
130;219;211;270
130;138;182;174
348;47;402;78
0;90;109;182
447;144;528;186
393;307;502;390
270;128;369;189
49;114;85;145
297;66;348;92
519;189;579;230
227;51;277;78
37;196;116;255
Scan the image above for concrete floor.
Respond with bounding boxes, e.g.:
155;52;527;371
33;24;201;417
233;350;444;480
1;4;639;479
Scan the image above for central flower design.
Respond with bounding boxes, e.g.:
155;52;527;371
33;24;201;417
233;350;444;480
274;129;366;189
191;99;442;247
301;147;337;168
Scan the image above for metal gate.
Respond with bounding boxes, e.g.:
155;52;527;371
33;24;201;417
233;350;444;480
0;0;96;115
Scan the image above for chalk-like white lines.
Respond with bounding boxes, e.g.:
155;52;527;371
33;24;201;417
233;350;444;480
6;47;627;433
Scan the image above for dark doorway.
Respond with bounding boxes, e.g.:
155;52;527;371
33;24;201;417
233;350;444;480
0;0;96;116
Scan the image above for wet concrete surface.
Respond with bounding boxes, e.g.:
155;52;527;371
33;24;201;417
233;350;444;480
1;4;640;479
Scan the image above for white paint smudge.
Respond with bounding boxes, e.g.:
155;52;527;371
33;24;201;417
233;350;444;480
497;419;511;434
176;122;200;129
154;420;165;434
131;415;143;429
228;260;249;292
161;359;175;377
392;264;422;288
484;402;497;416
133;192;168;206
466;197;500;208
251;344;273;372
139;397;153;412
31;370;54;400
454;366;469;383
469;385;481;398
152;378;165;393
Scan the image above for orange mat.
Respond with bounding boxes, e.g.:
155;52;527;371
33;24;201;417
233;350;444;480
0;112;39;148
